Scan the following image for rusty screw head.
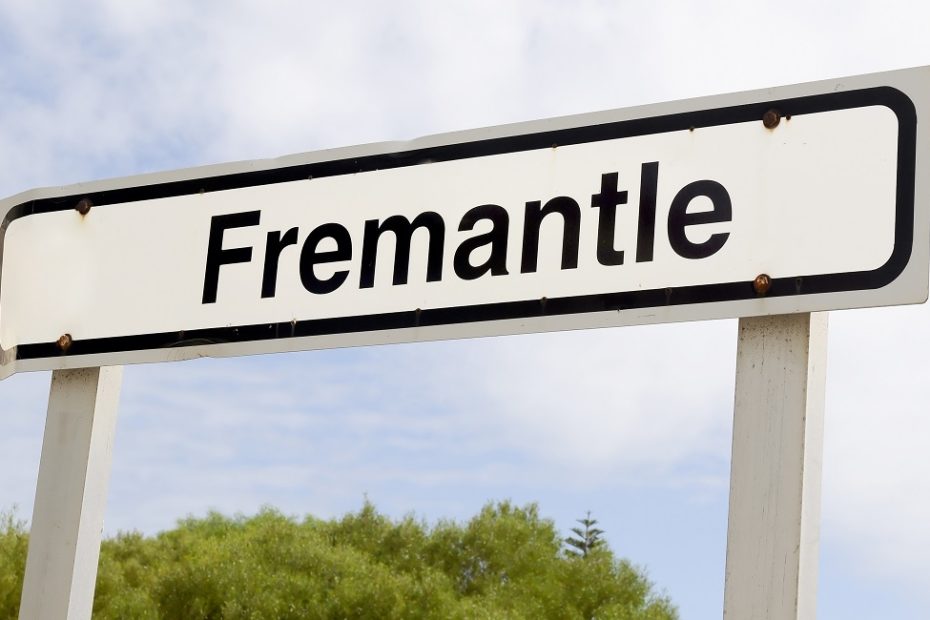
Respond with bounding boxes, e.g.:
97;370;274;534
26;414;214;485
75;198;93;215
762;109;781;129
753;274;772;296
56;333;73;352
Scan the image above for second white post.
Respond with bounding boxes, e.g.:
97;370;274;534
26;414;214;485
723;312;828;620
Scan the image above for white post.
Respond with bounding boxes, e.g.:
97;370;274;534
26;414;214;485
723;313;827;620
19;366;123;620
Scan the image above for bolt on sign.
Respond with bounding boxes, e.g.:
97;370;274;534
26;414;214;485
1;67;928;378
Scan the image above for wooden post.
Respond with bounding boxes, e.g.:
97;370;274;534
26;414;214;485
19;367;123;620
723;313;828;619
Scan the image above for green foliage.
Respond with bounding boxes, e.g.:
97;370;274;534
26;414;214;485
0;502;677;620
0;510;27;620
565;510;606;558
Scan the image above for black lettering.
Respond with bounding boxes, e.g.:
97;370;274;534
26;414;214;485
667;180;732;259
202;211;260;304
299;223;352;294
590;172;628;266
454;204;510;280
521;196;580;273
261;227;299;298
636;162;659;263
359;212;445;288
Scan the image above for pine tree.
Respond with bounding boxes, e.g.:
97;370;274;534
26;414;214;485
564;511;605;558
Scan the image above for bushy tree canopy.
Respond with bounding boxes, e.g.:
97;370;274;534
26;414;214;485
0;511;27;620
0;503;676;619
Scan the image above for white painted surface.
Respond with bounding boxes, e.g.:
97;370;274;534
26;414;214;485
0;66;927;379
0;106;899;346
19;367;123;620
723;313;827;619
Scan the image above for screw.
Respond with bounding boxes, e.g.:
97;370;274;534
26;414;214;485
753;274;772;296
75;198;92;215
56;333;73;352
762;109;781;129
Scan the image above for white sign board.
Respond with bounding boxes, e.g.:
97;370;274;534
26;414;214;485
1;68;927;377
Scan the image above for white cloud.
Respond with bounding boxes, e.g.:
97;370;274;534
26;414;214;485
433;322;736;478
56;319;736;535
822;304;930;597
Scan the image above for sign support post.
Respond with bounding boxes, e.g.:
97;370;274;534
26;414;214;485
18;367;123;620
723;313;828;619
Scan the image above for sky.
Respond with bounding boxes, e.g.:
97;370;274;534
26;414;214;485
1;1;929;618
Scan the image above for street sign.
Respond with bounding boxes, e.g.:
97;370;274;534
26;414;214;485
1;67;927;378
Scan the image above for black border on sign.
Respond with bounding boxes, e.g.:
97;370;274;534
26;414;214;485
0;86;919;362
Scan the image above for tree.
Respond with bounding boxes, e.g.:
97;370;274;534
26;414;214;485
0;510;28;620
0;502;678;620
565;510;605;558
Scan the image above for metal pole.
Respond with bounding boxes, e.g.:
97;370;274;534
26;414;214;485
19;366;123;620
723;313;827;619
